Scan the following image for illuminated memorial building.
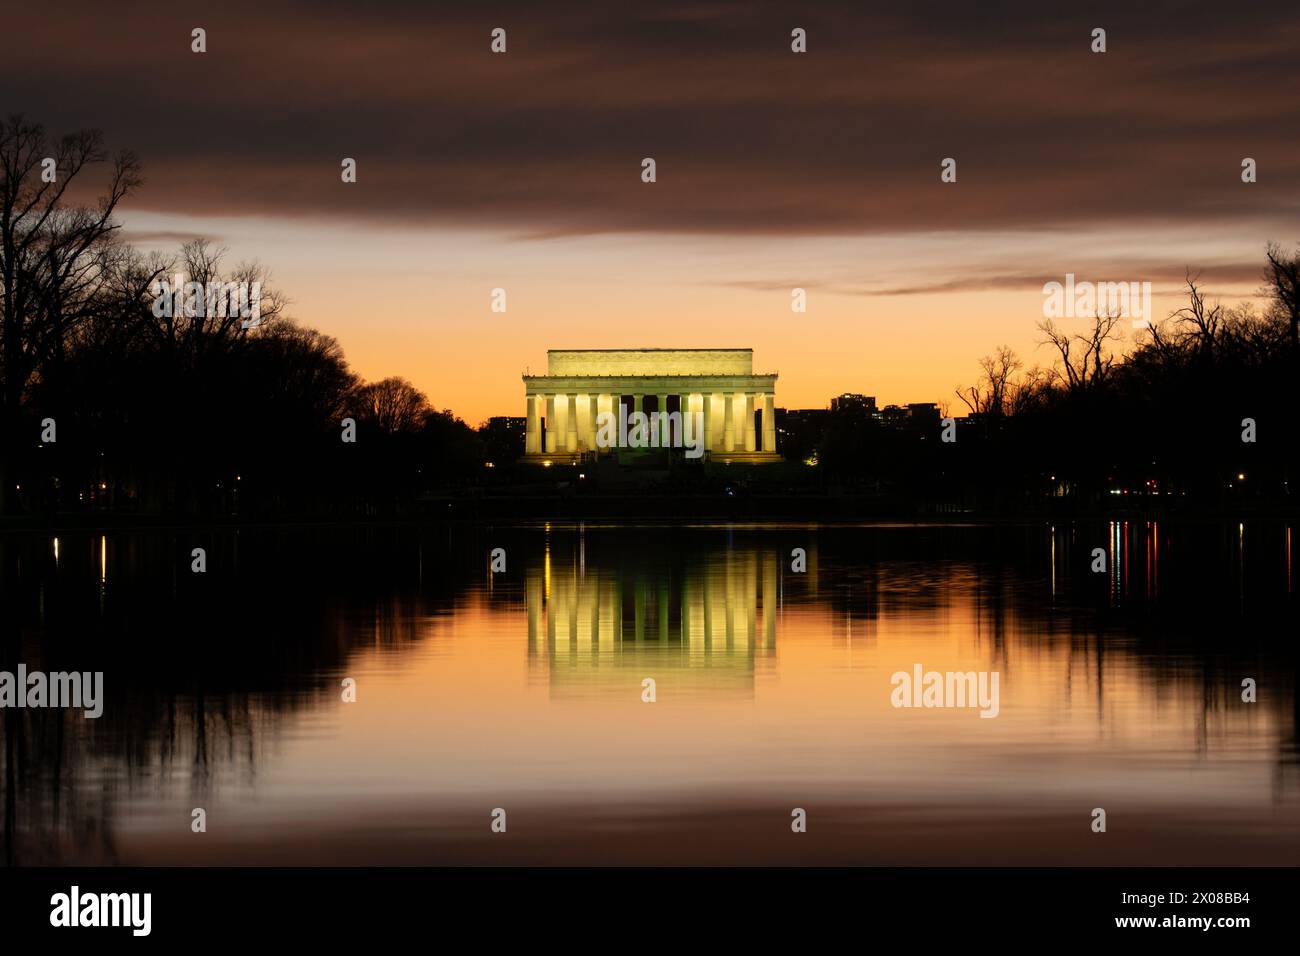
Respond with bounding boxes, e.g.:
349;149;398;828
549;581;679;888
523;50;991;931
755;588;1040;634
522;348;780;464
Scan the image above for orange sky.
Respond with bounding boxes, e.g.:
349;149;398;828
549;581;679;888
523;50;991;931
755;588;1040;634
120;212;1274;424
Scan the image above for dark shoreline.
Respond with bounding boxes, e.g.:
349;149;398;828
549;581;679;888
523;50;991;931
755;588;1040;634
1;495;1296;532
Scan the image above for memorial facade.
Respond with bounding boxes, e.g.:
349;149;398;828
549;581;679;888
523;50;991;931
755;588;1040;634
522;348;779;463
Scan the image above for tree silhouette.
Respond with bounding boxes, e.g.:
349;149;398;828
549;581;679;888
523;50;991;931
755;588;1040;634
0;116;141;512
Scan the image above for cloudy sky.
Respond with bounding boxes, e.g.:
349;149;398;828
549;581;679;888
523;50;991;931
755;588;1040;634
6;0;1298;422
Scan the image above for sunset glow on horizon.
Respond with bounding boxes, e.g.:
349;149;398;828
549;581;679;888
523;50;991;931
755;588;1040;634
116;210;1280;424
5;1;1294;424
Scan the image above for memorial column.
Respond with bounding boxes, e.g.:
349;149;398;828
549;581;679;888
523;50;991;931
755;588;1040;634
723;394;736;451
525;393;541;455
702;394;713;451
687;392;702;452
743;392;756;452
544;395;557;453
564;393;578;452
762;393;776;453
605;393;619;453
748;392;759;452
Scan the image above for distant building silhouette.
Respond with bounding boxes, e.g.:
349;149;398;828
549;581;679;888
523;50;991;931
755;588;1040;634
907;402;942;430
831;393;877;415
879;402;941;431
775;407;829;459
480;416;526;464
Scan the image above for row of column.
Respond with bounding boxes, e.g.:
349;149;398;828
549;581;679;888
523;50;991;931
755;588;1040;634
525;392;777;455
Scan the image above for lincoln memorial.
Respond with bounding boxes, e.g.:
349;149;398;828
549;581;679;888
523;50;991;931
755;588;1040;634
522;348;780;463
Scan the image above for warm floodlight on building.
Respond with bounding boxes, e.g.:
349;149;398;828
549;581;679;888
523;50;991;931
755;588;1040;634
521;348;780;464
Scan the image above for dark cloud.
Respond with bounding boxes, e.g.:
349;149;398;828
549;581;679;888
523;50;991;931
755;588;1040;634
4;0;1298;236
860;260;1272;296
118;229;224;246
716;257;1271;298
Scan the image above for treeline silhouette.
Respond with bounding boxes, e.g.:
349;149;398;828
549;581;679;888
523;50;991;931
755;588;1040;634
812;252;1300;513
0;117;481;518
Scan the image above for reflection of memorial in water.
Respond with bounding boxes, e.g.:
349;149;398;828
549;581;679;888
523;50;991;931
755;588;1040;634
525;534;781;698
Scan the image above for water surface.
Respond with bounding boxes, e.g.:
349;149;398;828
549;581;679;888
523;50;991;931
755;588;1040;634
2;521;1297;865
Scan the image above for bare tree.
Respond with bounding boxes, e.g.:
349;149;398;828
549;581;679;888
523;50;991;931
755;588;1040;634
252;323;356;427
1219;300;1282;363
0;115;142;511
1264;241;1300;353
1170;272;1222;356
150;238;287;362
1008;364;1051;415
956;345;1021;417
354;377;431;435
1037;312;1123;394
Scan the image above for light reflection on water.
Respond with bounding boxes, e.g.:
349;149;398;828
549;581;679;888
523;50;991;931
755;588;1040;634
1;521;1297;865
